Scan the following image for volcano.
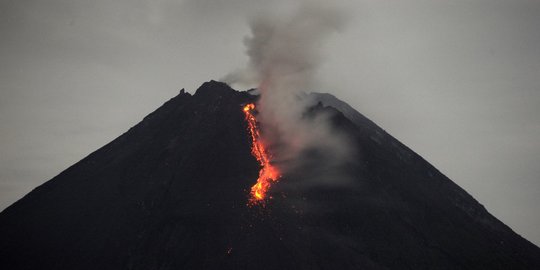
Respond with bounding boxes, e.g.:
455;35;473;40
1;81;539;269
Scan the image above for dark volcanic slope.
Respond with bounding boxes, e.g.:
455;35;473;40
0;81;539;270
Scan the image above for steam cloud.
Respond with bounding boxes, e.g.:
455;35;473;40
225;2;353;183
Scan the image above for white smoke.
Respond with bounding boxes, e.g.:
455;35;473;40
224;2;352;179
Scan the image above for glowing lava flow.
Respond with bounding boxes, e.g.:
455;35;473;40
243;103;280;204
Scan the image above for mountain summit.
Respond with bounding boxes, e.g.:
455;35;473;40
1;81;539;269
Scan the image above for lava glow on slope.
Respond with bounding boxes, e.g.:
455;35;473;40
243;103;280;205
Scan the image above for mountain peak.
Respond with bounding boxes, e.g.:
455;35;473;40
1;82;539;270
194;80;236;98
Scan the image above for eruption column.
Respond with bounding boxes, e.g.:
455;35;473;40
243;103;280;205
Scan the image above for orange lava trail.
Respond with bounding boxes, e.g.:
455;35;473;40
243;103;280;205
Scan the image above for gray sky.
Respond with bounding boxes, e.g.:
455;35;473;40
1;0;539;246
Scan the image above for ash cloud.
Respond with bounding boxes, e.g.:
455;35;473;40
224;2;354;185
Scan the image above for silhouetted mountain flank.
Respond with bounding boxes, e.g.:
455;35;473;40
1;80;539;269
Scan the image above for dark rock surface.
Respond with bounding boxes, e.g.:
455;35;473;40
1;80;539;269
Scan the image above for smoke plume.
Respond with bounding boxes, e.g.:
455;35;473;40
225;2;352;183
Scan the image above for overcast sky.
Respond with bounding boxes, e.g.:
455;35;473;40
1;0;539;246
